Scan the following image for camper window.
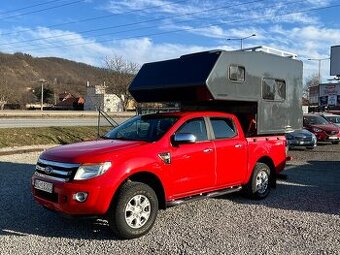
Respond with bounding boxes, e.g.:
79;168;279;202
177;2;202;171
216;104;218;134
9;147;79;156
262;78;286;101
229;65;245;82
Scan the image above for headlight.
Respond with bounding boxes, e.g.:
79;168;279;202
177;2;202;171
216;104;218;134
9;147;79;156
312;134;317;141
74;162;112;180
312;128;322;132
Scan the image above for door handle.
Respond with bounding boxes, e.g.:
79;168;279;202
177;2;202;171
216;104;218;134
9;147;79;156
234;144;242;148
203;148;213;153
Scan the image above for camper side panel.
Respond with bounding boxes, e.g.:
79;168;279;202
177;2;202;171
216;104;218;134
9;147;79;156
206;51;303;134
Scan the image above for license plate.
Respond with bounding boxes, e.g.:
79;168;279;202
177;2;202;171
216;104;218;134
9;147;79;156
329;136;338;140
35;180;53;193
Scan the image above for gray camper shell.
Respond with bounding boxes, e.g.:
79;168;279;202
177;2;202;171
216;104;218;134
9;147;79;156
129;47;303;135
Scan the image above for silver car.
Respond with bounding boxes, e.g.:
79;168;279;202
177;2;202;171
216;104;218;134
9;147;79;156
286;129;317;150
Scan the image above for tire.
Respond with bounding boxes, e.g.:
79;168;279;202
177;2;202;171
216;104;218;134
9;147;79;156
331;141;339;144
306;146;315;150
107;181;158;239
244;162;271;200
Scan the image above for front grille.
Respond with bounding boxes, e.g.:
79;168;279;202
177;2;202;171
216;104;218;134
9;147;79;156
326;130;339;135
35;159;80;182
296;137;312;142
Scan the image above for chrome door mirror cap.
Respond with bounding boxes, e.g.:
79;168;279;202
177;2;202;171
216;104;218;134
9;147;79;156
172;133;197;145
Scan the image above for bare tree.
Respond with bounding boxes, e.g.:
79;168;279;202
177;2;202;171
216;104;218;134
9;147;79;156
103;56;140;111
303;73;319;99
0;78;15;110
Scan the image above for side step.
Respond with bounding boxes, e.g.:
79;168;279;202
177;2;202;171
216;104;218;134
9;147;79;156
166;186;242;207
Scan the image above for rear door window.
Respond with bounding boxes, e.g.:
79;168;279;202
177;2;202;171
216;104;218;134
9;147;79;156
210;118;237;139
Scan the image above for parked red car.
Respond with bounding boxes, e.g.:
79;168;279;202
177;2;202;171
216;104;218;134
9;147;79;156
303;114;340;144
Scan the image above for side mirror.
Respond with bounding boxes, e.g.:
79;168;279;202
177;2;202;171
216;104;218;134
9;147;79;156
172;133;197;145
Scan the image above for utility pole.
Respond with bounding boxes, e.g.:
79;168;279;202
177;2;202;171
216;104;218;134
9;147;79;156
227;34;256;50
39;79;45;111
308;57;330;83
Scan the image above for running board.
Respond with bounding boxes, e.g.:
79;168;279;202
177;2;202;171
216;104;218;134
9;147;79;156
166;186;242;207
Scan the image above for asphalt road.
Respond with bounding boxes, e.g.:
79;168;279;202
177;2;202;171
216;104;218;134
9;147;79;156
0;144;339;254
0;117;128;128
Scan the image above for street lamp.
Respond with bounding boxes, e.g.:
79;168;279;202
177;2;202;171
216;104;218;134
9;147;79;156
227;34;256;50
307;57;330;83
39;79;46;111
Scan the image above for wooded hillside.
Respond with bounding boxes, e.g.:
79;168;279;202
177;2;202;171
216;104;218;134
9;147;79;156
0;52;107;107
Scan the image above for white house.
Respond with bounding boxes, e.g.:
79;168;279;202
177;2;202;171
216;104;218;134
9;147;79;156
84;82;123;112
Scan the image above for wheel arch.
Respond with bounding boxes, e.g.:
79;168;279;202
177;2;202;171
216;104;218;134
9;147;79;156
113;171;167;210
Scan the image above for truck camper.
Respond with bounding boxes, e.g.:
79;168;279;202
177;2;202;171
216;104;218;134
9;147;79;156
130;46;303;135
32;46;303;239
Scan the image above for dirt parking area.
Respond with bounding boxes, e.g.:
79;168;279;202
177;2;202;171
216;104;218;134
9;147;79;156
0;144;339;254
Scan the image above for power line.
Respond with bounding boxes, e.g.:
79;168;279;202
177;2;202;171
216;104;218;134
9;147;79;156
16;0;305;49
0;0;84;19
0;0;188;37
0;0;66;15
73;0;309;43
0;0;268;47
2;0;308;49
19;1;340;53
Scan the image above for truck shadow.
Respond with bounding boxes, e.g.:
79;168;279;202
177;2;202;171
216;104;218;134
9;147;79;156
219;160;340;216
0;161;115;240
0;160;339;240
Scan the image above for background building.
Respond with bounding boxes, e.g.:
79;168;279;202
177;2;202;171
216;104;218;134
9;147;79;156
308;45;340;111
319;83;340;107
84;82;123;112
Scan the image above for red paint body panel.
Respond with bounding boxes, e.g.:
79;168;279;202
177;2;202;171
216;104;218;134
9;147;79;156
32;111;287;216
304;124;339;141
32;177;115;215
170;140;216;198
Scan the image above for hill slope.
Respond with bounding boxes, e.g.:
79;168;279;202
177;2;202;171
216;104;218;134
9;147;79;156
0;52;106;106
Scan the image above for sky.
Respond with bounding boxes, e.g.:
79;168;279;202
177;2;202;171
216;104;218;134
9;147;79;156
0;0;340;83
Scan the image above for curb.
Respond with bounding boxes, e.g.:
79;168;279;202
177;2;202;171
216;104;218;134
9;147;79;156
0;144;57;156
0;111;135;119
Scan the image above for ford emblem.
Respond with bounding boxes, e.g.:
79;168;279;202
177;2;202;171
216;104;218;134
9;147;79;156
44;166;53;174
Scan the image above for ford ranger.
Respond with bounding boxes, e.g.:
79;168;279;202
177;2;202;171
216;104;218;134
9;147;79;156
32;111;287;239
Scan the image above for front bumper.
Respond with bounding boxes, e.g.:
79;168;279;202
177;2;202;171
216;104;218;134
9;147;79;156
32;174;114;216
287;139;316;148
316;134;339;142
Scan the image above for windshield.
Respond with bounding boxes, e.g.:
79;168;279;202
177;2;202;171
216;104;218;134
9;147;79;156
326;116;340;124
104;115;178;142
303;115;329;125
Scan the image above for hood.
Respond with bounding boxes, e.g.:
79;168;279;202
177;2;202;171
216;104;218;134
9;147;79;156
309;124;339;132
290;129;314;138
40;139;148;163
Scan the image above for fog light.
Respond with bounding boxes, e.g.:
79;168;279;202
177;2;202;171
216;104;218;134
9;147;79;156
73;192;88;203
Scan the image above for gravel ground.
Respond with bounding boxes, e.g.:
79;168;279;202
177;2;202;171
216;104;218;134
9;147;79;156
0;144;339;254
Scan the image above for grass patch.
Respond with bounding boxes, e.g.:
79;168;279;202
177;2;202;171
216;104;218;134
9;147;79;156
0;126;112;148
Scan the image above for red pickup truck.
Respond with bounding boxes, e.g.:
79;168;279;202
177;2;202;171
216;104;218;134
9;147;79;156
32;111;287;239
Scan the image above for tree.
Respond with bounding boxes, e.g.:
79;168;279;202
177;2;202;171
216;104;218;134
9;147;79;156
33;85;54;103
103;56;140;111
303;73;319;99
0;78;15;110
